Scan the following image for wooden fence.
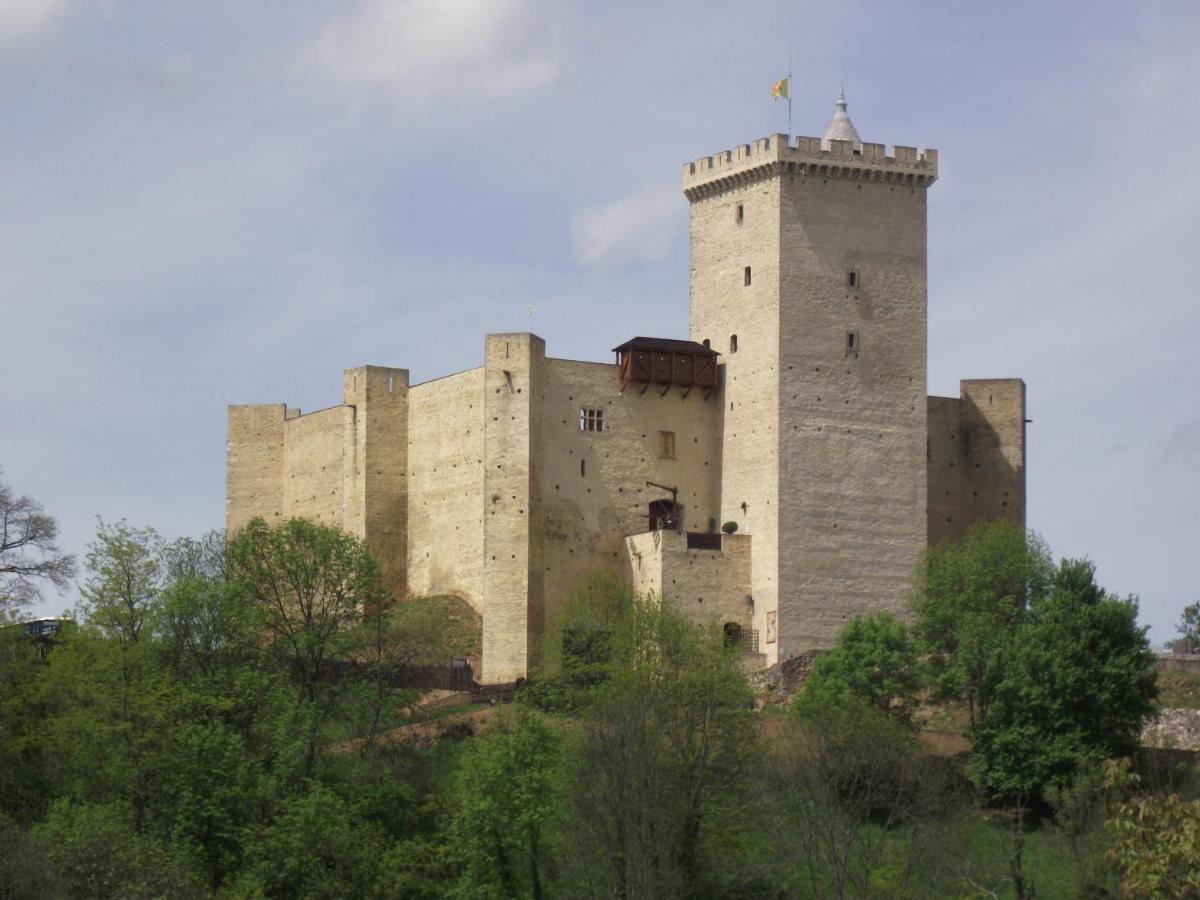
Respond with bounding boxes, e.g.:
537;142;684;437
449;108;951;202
323;659;517;697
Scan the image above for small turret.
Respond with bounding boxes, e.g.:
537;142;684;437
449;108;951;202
821;85;862;151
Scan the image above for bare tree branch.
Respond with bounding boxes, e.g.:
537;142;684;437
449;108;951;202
0;467;77;617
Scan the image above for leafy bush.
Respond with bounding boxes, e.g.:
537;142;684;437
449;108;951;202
794;611;922;726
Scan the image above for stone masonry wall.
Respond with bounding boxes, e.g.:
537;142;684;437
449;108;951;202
533;356;722;646
407;367;485;608
481;334;542;683
282;406;345;527
624;529;751;630
960;379;1026;529
344;366;410;600
927;379;1026;546
777;168;929;651
226;404;286;532
688;168;782;664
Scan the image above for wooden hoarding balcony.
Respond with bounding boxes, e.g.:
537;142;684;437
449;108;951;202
613;337;720;398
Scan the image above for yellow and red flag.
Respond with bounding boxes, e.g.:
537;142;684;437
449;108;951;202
771;76;789;100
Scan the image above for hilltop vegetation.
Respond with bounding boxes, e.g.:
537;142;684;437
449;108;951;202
0;473;1196;898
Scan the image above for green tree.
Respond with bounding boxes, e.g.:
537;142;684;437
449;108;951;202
911;520;1055;729
795;611;922;726
969;559;1158;802
78;518;164;644
38;627;175;836
33;798;202;899
228;517;381;701
771;698;937;899
1109;791;1200;897
54;522;174;833
1176;599;1200;650
0;627;56;823
557;591;756;898
0;468;76;619
156;530;260;681
234;782;392;899
227;517;382;775
447;709;561;899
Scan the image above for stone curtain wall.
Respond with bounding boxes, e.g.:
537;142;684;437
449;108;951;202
226;404;286;532
407;367;486;609
927;379;1026;547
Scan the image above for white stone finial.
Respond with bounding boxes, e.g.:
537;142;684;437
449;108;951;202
822;84;862;151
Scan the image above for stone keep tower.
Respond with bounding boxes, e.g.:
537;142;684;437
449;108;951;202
684;93;938;664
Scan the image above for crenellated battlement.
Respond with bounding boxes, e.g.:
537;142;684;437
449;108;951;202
682;133;937;200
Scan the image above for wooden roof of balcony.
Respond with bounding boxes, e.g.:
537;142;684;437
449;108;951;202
612;336;720;398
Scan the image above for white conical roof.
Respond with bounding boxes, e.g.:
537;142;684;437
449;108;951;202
821;86;862;151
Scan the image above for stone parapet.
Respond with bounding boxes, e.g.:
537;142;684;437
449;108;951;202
683;133;937;200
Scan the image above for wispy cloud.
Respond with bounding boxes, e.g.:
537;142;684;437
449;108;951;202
0;0;72;46
571;183;682;268
299;0;560;112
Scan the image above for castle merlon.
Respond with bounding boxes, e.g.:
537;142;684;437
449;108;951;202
682;133;937;199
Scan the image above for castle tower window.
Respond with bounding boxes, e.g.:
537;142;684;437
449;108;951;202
735;203;744;224
658;431;676;459
579;408;604;432
730;334;738;353
846;331;858;356
744;266;752;286
847;268;858;289
581;459;586;477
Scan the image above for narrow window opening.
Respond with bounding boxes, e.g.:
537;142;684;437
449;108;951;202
847;268;858;289
387;375;394;394
846;331;858;356
579;408;604;432
580;459;586;477
730;334;738;353
505;341;510;358
744;266;752;286
658;431;676;459
702;338;710;349
735;203;744;224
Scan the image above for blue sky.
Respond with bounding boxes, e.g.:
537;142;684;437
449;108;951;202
2;0;1197;643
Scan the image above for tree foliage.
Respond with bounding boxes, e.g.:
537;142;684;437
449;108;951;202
448;709;561;899
1176;599;1200;650
968;559;1157;801
0;511;1182;897
228;517;381;700
548;589;756;898
911;521;1054;729
1109;791;1200;897
78;518;164;643
772;699;940;899
795;611;922;726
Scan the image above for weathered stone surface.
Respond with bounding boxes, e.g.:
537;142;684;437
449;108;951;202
1143;708;1200;751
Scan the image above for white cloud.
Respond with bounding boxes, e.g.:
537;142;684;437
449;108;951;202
571;183;682;267
300;0;559;110
0;0;71;45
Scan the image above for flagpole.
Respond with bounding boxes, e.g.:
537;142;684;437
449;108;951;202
787;40;793;136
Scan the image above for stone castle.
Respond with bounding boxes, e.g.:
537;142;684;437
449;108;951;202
226;94;1026;683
